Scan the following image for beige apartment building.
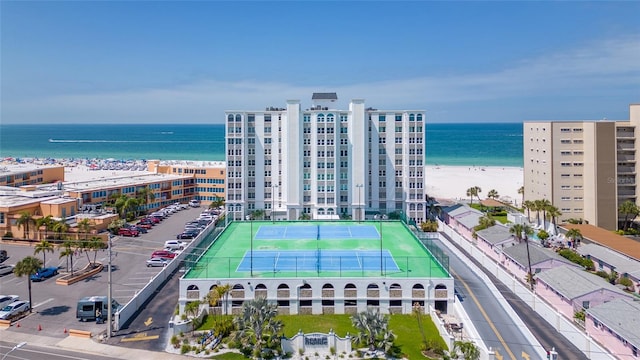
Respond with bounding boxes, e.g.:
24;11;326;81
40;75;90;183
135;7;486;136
524;104;640;231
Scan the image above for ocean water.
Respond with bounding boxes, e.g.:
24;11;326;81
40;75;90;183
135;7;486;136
0;123;523;167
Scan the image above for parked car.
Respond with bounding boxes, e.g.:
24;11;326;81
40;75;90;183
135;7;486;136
189;199;200;208
127;225;148;234
118;228;139;237
136;222;153;230
164;240;188;250
0;295;19;309
176;230;198;240
146;258;169;267
0;300;30;320
0;264;14;276
30;267;59;282
151;250;176;259
175;202;189;210
142;216;160;224
0;250;7;263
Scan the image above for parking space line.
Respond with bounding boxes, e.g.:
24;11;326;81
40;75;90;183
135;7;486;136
34;298;54;308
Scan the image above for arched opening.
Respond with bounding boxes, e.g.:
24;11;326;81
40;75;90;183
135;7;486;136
235;114;242;122
344;283;357;314
277;284;290;313
321;284;335;313
186;284;200;301
255;283;267;299
434;284;448;314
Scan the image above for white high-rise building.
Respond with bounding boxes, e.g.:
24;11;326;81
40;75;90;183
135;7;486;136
225;93;426;224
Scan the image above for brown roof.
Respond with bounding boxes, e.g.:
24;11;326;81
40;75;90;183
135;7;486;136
561;223;640;261
480;198;506;208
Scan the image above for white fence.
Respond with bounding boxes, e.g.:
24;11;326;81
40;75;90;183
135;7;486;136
440;221;615;360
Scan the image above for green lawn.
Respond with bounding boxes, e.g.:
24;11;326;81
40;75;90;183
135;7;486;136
199;312;447;359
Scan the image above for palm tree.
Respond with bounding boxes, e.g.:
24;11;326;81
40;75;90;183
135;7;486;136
34;240;55;267
351;307;395;353
466;187;476;205
618;200;640;231
487;189;499;200
184;300;202;333
60;240;76;274
539;199;551;227
251;209;265;220
210;196;225;209
298;213;311;220
451;341;480;360
230;297;283;359
88;236;106;266
546;206;562;234
510;223;535;290
14;256;42;313
52;220;69;241
77;218;92;241
518;186;525;206
533;200;543;226
472;215;496;239
565;228;583;249
205;283;232;316
16;211;35;239
522;200;534;222
136;185;156;209
472;186;482;202
35;215;53;240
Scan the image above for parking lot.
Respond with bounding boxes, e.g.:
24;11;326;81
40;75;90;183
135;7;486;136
0;206;205;337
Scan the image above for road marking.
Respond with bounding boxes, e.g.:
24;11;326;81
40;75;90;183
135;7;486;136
522;351;530;360
495;349;504;360
34;298;54;308
120;332;159;342
450;268;517;360
144;317;153;326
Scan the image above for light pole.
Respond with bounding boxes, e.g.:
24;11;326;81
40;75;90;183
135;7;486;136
272;184;278;223
2;342;26;360
107;233;113;338
356;184;363;223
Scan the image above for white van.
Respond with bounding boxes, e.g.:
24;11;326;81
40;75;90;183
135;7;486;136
164;240;188;250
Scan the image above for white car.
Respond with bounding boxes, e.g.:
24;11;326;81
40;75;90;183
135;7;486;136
0;300;30;320
164;240;188;250
0;264;14;276
146;257;169;267
189;200;200;208
0;295;19;309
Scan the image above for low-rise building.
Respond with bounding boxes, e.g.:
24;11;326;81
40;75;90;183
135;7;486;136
0;165;65;187
535;265;632;320
147;160;225;205
501;242;578;282
577;243;640;294
474;224;516;261
585;298;640;359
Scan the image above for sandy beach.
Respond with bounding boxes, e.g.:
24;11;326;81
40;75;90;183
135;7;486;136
425;165;523;206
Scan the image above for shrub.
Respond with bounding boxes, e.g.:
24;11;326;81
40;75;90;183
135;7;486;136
618;277;633;289
171;335;180;348
574;310;585;321
2;231;13;239
595;271;609;279
181;344;191;354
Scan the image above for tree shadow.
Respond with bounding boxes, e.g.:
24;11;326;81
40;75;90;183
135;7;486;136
39;305;71;316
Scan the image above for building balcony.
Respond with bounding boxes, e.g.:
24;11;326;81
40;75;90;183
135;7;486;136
617;144;636;151
618;155;636;162
618;190;636;197
617;167;636;174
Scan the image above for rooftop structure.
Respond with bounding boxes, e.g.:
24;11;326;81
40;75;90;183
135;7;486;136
585;298;640;354
179;220;452;316
475;225;512;245
536;265;629;300
562;223;640;261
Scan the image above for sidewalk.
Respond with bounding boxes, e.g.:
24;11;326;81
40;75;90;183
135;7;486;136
0;329;186;359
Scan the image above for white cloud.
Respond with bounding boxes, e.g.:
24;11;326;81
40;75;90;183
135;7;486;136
3;36;639;123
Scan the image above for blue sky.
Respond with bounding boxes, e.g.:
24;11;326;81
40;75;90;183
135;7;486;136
1;1;639;124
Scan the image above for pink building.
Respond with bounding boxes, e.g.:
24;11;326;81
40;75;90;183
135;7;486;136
444;205;482;240
535;265;632;320
586;298;640;359
474;225;516;262
501;243;578;283
577;243;640;294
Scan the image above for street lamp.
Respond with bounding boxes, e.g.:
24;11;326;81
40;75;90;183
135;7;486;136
2;342;26;360
356;184;363;223
272;184;279;223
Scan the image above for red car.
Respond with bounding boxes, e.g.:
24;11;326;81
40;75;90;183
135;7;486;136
118;228;139;237
136;223;153;229
151;250;176;259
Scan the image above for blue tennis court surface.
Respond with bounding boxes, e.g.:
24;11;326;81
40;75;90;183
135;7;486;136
255;225;380;240
236;249;399;272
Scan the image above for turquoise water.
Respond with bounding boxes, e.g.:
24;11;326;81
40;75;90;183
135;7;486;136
0;123;523;167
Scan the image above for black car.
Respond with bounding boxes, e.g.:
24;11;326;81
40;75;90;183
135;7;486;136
127;225;148;234
176;230;199;239
0;250;7;263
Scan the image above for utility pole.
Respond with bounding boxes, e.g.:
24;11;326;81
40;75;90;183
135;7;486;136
107;234;113;338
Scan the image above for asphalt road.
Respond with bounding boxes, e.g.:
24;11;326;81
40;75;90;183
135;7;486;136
0;340;118;360
438;232;588;360
0;206;205;339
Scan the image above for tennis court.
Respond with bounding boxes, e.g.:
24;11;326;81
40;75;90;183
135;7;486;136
236;249;399;272
254;224;380;240
184;220;449;279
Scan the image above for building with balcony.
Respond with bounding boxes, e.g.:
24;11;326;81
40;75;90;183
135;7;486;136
225;93;426;224
0;165;65;187
147;160;225;205
523;104;640;230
